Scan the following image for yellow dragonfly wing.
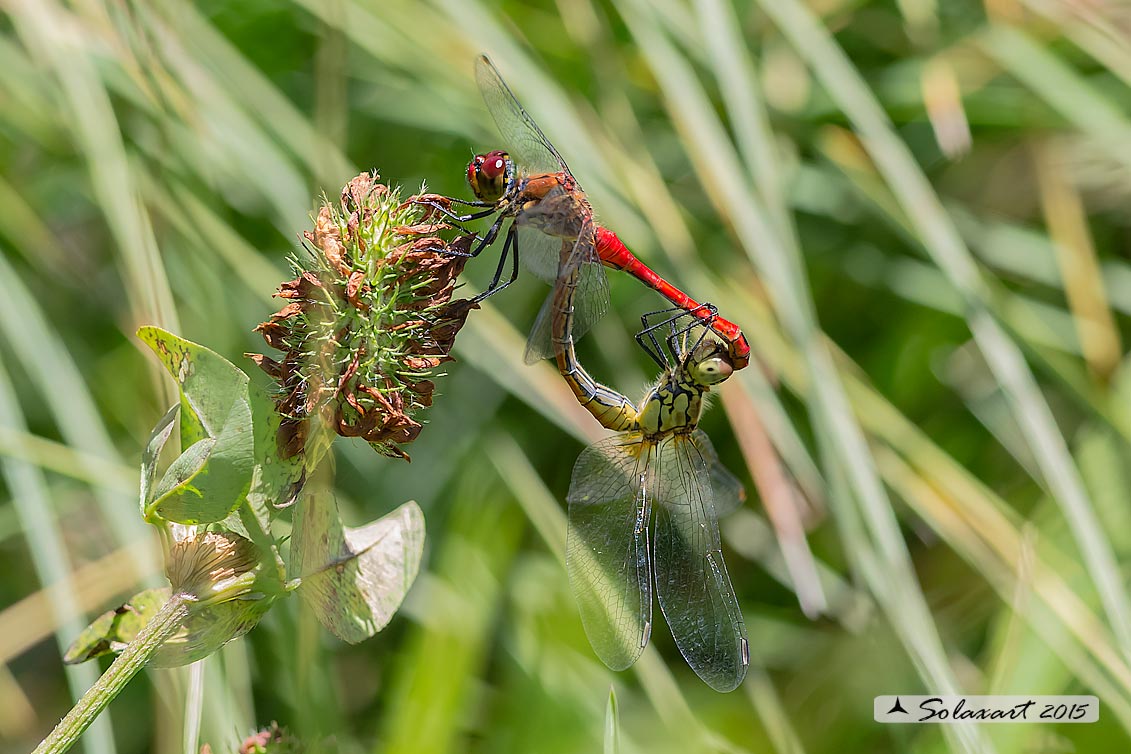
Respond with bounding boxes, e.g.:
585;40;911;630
566;434;653;671
653;433;749;692
688;429;746;517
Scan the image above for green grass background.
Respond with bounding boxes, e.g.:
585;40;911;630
3;0;1131;752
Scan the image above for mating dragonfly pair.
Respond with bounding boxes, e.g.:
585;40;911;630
426;56;750;692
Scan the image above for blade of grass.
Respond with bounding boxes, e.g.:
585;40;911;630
613;5;990;751
721;510;869;631
377;462;525;754
713;278;1131;727
603;686;620;754
1033;140;1121;382
0;543;152;665
814;135;1125;438
0;253;159;580
1021;0;1131;88
759;0;1131;667
981;23;1131;176
744;669;808;754
877;446;1131;728
9;0;181;353
720;382;827;618
693;0;796;245
0;172;65;274
0;429;135;494
147;177;287;303
158;0;355;185
455;302;603;446
0;357;117;754
202;645;252;754
0;665;36;741
184;662;204;754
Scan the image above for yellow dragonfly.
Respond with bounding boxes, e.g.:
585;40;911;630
548;221;749;692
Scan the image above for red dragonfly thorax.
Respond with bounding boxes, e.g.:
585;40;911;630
468;149;585;209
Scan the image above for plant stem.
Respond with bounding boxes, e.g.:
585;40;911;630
34;593;192;754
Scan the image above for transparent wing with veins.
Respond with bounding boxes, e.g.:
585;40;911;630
566;434;653;672
476;56;610;360
688;430;746;517
522;206;609;364
476;55;569;176
652;434;749;692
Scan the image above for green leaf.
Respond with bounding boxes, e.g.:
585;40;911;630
137;326;245;441
63;588;171;664
65;530;275;667
247;381;304;514
139;404;179;516
224;383;306;587
147;437;216;520
604;686;620;754
137;327;255;524
61;584;273;668
292;492;425;644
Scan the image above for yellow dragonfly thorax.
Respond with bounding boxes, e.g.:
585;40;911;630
638;377;704;439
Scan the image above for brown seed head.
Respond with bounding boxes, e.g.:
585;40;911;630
249;172;477;462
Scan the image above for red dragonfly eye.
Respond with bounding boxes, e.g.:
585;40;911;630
480;150;509;180
467;151;510;203
466;154;485;186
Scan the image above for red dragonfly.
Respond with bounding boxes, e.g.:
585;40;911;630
431;55;750;369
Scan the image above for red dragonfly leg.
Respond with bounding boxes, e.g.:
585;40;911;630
595;227;751;369
635;304;718;369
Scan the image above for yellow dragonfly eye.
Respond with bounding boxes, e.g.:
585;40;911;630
688;343;733;386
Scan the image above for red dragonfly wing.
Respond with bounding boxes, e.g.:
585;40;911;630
566;433;653;671
524;259;609;364
476;55;569;177
510;183;587;283
652;433;749;692
522;211;609;364
476;56;610;360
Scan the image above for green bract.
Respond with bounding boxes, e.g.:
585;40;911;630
292;494;425;644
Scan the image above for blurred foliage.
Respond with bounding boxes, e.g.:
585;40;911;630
4;0;1131;752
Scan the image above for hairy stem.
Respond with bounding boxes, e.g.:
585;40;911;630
34;593;192;754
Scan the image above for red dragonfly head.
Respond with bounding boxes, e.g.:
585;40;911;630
467;150;512;204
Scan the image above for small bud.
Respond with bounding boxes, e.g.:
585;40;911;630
167;531;260;606
154;530;272;667
237;722;297;754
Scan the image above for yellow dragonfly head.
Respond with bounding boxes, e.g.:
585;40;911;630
685;340;734;388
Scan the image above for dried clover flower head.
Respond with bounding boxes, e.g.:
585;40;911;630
250;172;477;462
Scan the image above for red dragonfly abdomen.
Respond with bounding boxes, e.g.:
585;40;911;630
594;228;751;369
